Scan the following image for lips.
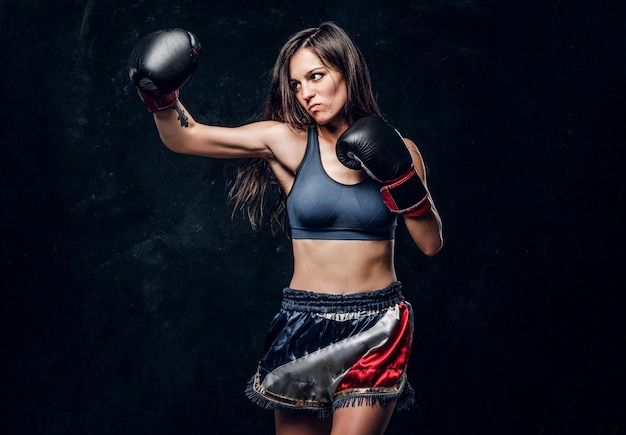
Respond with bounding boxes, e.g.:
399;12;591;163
309;103;321;112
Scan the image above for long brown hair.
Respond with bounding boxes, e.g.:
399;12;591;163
228;22;381;233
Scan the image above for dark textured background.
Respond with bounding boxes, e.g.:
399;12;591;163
1;0;624;434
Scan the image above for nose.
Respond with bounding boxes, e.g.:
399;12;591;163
301;81;315;101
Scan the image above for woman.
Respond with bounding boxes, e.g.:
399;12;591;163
130;22;443;435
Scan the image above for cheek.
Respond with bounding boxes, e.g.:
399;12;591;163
339;86;348;106
330;83;348;108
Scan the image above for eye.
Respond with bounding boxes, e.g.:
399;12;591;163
311;72;324;81
290;81;301;92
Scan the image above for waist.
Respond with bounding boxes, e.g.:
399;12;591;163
290;239;396;294
281;282;405;313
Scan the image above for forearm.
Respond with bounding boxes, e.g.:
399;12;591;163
129;28;202;154
150;101;274;159
152;101;198;153
403;206;443;256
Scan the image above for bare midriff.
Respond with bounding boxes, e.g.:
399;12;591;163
289;239;397;295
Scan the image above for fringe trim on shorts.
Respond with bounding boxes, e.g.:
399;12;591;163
244;373;416;418
332;379;416;412
245;377;333;418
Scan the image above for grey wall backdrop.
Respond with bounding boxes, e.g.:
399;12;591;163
2;0;624;434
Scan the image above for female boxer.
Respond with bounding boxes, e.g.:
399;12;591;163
130;22;443;435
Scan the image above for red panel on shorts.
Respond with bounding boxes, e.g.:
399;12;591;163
336;303;412;392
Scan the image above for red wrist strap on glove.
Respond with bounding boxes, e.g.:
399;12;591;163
136;88;180;113
380;167;432;218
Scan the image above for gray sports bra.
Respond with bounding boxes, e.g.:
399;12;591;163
287;127;397;240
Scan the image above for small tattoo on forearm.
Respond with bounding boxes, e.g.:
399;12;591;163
173;101;189;128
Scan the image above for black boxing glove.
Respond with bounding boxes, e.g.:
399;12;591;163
128;28;201;113
336;116;432;217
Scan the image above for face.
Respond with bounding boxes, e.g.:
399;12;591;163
288;48;348;127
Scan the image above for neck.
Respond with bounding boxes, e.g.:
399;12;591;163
317;120;349;144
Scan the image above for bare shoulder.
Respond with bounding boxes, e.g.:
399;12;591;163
263;122;308;174
259;121;305;143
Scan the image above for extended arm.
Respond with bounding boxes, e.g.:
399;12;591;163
129;28;278;160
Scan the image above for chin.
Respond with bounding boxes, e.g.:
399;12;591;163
314;113;343;127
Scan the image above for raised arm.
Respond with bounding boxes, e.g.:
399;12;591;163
129;28;278;160
336;116;443;256
402;139;443;256
151;104;276;159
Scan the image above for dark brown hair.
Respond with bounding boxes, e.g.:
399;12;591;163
228;22;381;232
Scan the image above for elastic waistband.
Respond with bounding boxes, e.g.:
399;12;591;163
281;281;404;314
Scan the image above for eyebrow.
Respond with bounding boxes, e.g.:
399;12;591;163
290;67;327;82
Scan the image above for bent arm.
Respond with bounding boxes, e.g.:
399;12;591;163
403;139;443;256
404;202;443;256
152;101;277;160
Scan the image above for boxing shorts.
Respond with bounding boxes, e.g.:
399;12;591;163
245;281;415;417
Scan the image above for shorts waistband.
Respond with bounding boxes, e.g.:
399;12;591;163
281;281;404;314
